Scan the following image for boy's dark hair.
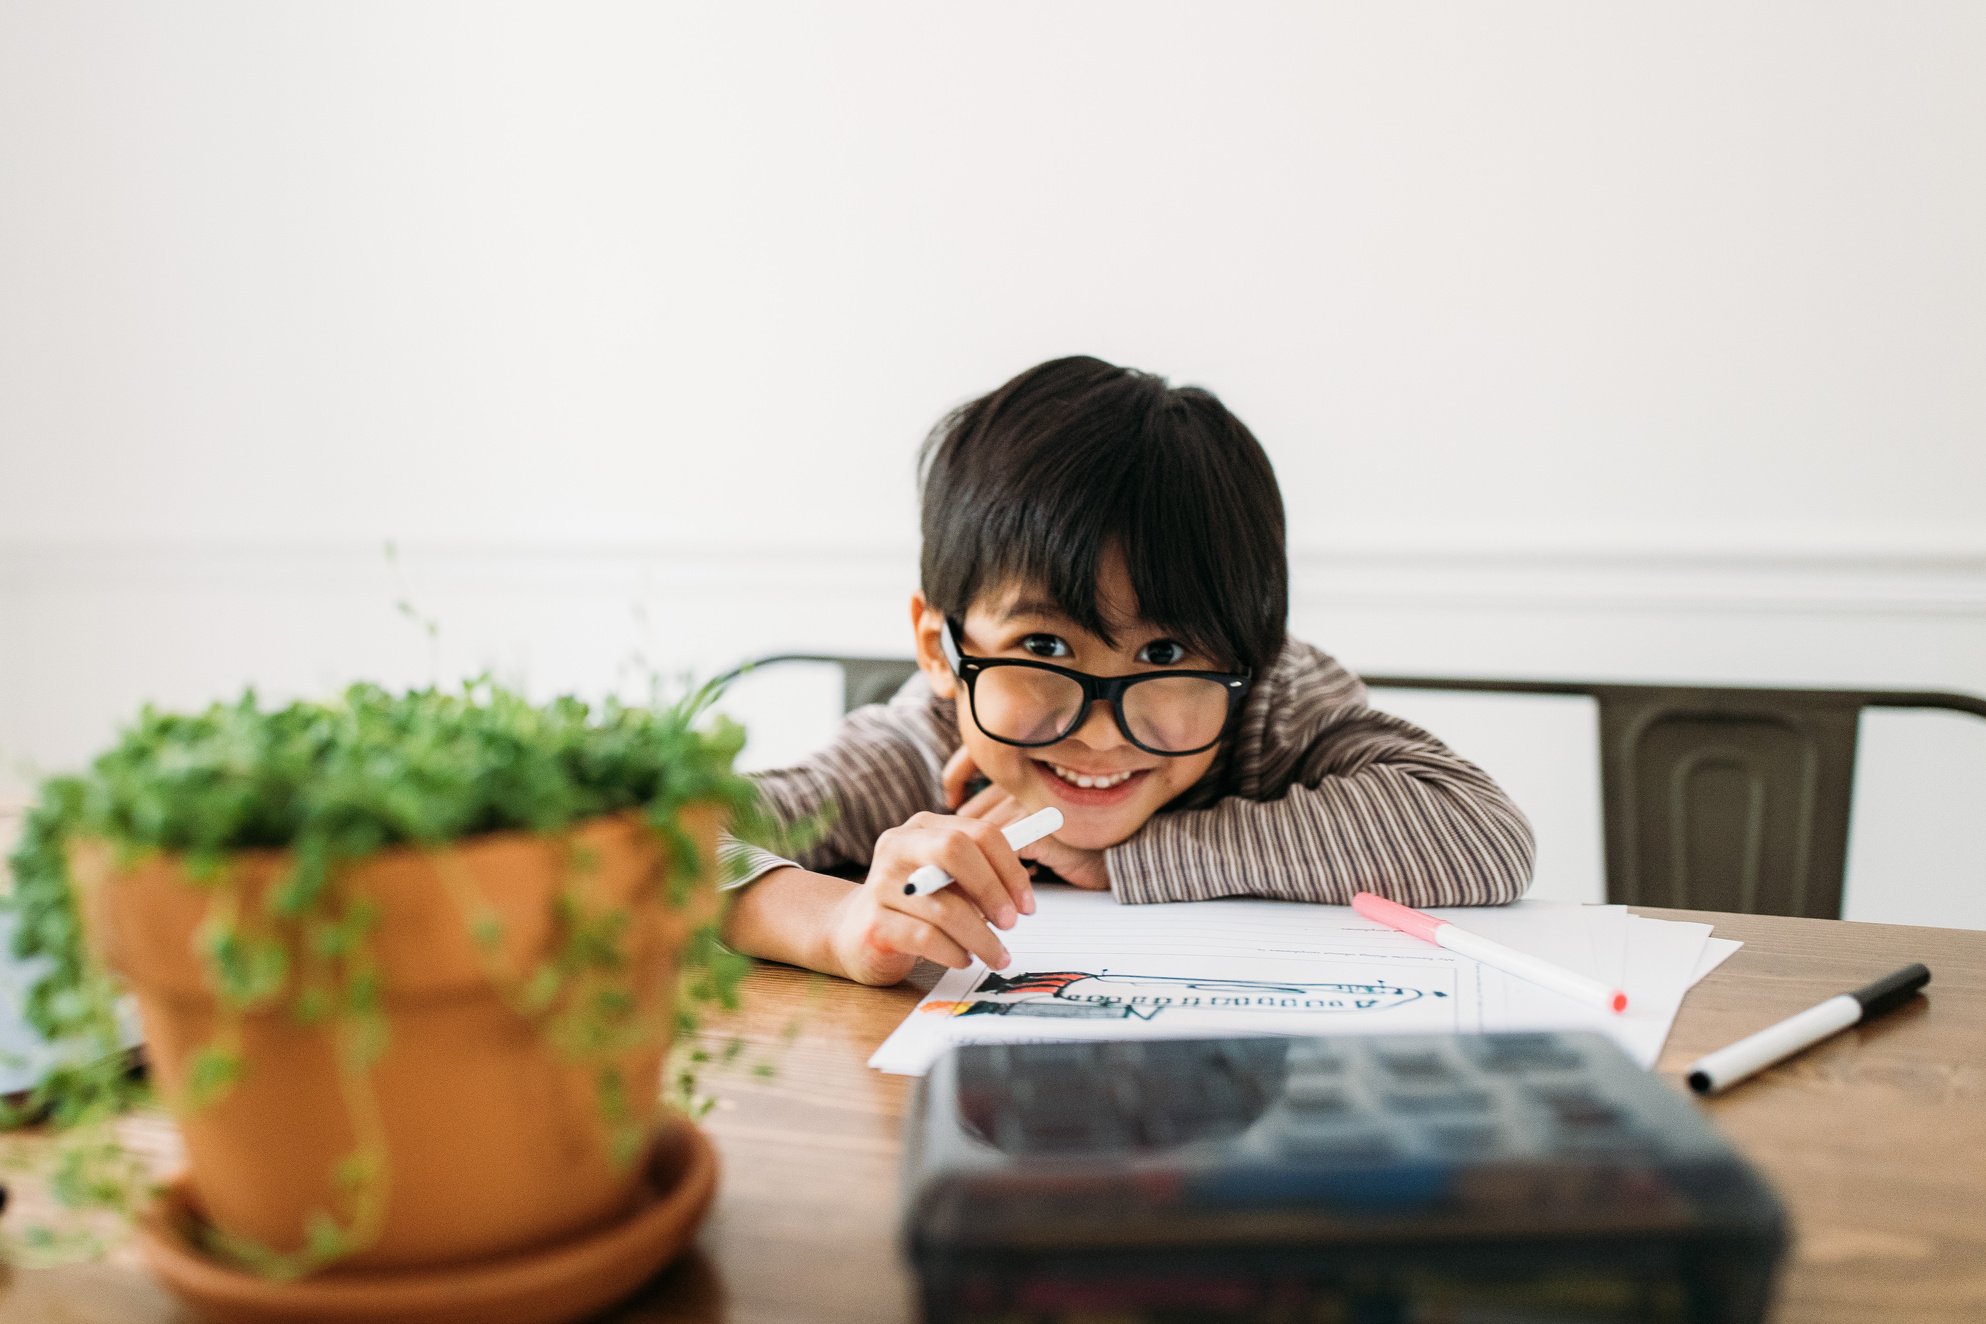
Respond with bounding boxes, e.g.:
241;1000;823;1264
918;355;1288;674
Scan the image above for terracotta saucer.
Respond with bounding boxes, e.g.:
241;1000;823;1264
134;1121;719;1324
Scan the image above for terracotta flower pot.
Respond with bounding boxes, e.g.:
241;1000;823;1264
69;805;722;1272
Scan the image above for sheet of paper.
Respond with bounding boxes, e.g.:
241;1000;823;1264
869;891;1719;1076
1691;937;1742;986
1467;913;1711;1067
1613;915;1716;1065
1585;904;1632;988
869;891;1479;1074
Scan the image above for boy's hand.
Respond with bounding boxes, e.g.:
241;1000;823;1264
826;811;1036;986
944;748;1112;892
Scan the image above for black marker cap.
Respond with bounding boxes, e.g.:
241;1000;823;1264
1851;963;1931;1019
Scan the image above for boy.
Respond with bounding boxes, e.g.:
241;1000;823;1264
721;356;1533;985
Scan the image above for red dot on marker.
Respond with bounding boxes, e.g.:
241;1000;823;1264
1611;991;1629;1014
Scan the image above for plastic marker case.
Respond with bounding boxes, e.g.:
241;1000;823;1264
903;1032;1786;1323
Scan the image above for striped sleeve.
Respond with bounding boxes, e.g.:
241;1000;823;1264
717;677;955;890
1103;641;1535;907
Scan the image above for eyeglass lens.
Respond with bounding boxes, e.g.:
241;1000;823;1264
971;668;1231;753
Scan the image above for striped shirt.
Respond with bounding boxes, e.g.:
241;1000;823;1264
719;638;1535;907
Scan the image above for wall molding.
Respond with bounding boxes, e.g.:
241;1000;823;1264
3;538;1984;619
6;538;1982;929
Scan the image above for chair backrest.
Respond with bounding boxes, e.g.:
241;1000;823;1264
720;654;922;718
1363;676;1986;919
718;655;1986;919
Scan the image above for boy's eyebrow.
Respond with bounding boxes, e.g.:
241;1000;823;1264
995;597;1076;623
995;597;1158;643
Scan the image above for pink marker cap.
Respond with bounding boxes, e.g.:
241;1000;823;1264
1352;891;1447;944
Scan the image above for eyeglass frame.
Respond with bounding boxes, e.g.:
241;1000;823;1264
940;617;1253;758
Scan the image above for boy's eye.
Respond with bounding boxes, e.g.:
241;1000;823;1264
1139;639;1186;667
1021;634;1070;659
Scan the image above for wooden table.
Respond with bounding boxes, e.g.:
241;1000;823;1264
3;907;1982;1323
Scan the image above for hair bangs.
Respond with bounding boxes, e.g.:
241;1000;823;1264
920;356;1287;677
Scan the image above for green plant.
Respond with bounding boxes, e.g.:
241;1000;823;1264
2;675;786;1275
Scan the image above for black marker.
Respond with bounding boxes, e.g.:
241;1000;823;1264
1685;963;1930;1095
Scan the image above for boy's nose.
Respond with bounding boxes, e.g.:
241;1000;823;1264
1065;699;1127;749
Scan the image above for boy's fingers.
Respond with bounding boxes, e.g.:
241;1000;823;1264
934;889;1014;969
951;784;996;819
953;816;1035;918
871;910;975;971
879;815;1033;920
1021;836;1108;891
892;887;1011;970
941;746;980;810
921;826;1020;930
954;783;1015;824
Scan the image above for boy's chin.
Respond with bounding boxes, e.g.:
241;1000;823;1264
1051;816;1144;853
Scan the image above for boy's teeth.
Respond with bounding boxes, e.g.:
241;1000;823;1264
1048;764;1135;789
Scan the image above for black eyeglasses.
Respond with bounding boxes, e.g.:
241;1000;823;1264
941;618;1252;757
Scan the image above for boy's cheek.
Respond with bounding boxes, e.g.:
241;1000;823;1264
957;736;1037;803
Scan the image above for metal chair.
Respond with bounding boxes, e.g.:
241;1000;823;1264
722;654;1986;920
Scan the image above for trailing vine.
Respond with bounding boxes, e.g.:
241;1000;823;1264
2;675;797;1275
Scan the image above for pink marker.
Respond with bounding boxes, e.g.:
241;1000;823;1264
1352;892;1629;1016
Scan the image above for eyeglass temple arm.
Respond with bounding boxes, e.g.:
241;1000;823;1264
939;619;963;674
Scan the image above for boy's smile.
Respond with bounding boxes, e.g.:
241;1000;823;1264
912;548;1226;853
1027;757;1158;814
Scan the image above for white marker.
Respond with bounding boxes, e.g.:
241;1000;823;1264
1685;963;1929;1095
903;807;1064;897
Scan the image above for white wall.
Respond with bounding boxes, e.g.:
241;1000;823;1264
3;4;1983;923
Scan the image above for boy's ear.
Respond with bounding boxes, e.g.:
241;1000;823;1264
909;592;958;700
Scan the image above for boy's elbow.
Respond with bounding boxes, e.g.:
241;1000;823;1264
1476;847;1533;906
1471;801;1536;906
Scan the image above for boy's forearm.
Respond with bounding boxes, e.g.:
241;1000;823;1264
1106;770;1534;908
721;865;856;978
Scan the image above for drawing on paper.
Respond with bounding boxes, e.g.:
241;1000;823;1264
918;968;1445;1022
